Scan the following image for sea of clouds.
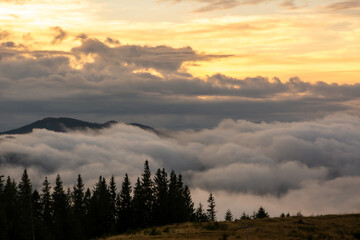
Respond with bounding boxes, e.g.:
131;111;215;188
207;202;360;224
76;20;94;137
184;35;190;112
1;113;359;218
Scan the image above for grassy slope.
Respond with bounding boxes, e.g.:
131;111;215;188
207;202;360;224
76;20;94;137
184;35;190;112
104;214;360;240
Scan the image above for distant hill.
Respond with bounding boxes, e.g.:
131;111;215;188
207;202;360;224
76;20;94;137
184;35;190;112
0;117;160;135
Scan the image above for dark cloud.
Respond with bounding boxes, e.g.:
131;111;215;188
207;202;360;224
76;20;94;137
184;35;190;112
0;114;359;216
72;38;228;73
324;0;360;11
51;26;68;44
0;37;359;132
75;33;88;40
105;37;120;45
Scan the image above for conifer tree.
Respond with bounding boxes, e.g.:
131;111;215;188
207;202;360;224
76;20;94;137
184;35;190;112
72;175;86;239
18;169;35;240
141;160;153;226
83;188;91;215
117;173;132;232
3;177;19;239
132;177;143;228
182;185;194;221
153;168;168;225
0;175;7;240
240;212;250;220
207;193;216;222
255;206;269;219
41;177;53;240
32;190;42;240
52;174;72;240
88;176;112;237
109;175;117;233
194;203;208;222
168;170;178;223
82;188;91;237
224;209;233;222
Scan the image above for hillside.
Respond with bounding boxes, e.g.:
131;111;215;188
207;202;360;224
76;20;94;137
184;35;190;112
104;214;360;240
0;117;161;135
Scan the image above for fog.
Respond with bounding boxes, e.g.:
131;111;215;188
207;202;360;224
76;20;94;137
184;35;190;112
1;113;359;218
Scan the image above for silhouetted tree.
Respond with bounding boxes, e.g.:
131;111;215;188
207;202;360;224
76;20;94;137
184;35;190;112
32;190;42;240
88;176;112;238
141;160;154;226
182;185;194;222
207;193;216;222
3;177;19;239
41;177;53;240
1;162;200;238
0;175;7;240
52;174;72;240
72;174;86;239
240;212;250;220
132;177;143;228
255;206;269;219
109;176;117;233
153;168;168;225
168;170;179;223
224;209;233;222
117;173;132;232
194;203;208;222
18;169;35;240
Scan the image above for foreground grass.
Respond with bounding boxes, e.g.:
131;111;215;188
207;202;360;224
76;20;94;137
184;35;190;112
104;214;360;240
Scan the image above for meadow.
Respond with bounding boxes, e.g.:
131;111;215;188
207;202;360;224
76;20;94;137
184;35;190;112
105;214;360;240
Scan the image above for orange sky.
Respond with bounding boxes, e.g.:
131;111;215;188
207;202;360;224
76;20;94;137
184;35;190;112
0;0;359;83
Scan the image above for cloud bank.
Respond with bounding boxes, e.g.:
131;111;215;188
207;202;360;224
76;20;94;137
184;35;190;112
1;114;359;216
0;37;359;131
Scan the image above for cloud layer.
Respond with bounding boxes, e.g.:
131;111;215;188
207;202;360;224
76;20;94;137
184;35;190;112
1;114;359;216
0;37;359;131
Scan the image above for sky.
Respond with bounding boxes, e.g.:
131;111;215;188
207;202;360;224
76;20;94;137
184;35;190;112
0;0;360;218
0;0;359;130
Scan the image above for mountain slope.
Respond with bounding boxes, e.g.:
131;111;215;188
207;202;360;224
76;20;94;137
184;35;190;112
0;117;117;135
0;117;162;136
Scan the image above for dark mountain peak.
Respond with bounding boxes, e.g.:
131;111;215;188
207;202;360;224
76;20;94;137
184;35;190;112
0;117;118;135
0;117;162;136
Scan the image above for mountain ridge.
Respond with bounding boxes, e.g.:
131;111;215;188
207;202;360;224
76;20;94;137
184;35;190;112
0;117;159;135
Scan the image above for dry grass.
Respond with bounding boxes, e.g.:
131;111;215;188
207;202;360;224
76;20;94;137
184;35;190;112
103;214;360;240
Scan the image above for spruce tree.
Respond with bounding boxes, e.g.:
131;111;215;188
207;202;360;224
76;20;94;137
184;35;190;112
118;173;132;232
240;212;250;220
207;193;216;222
131;177;143;228
41;177;53;240
18;169;35;240
72;175;86;239
141;160;153;227
3;177;19;239
52;174;72;240
255;206;269;219
32;190;42;240
224;209;233;222
153;168;168;225
0;175;7;240
109;175;117;233
168;170;178;223
82;188;91;237
182;185;194;221
88;176;112;238
194;203;208;222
